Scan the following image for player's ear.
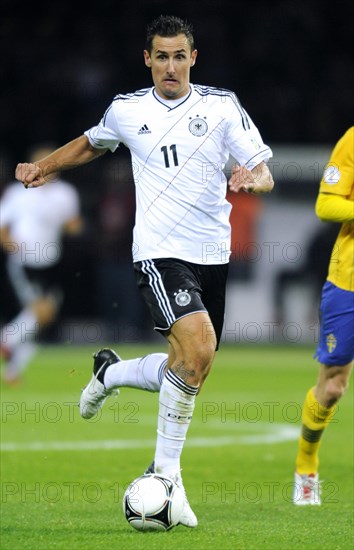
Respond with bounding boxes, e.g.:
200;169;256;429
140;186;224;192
144;50;152;68
190;49;198;67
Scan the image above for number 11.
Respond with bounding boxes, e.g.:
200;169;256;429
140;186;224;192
161;144;179;168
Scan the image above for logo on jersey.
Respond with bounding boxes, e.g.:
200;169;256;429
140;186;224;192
188;116;208;137
251;138;261;150
323;165;340;184
174;289;191;307
138;124;151;135
326;333;337;353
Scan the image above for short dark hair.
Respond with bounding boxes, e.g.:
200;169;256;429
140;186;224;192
146;15;194;53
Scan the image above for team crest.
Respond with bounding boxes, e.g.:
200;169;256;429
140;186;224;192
326;333;337;353
188;116;208;137
174;289;191;306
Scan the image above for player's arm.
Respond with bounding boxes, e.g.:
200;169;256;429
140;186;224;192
315;192;354;223
63;216;84;236
15;135;108;189
0;225;10;249
0;225;18;255
228;161;274;194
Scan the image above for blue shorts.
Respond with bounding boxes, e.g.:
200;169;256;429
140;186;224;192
315;281;354;366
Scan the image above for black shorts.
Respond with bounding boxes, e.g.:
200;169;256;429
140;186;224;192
2;257;63;321
134;258;229;348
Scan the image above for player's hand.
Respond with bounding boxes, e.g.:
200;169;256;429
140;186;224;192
15;163;46;188
228;165;256;194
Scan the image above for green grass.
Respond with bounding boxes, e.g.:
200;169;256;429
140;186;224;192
1;344;353;549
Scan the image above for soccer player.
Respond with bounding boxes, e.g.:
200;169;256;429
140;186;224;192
15;15;274;526
293;126;354;505
1;144;82;384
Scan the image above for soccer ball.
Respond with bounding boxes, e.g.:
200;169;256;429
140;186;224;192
123;473;184;531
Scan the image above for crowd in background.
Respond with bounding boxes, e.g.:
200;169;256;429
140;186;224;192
2;0;353;162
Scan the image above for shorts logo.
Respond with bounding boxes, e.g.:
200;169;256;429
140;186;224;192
326;333;337;353
188;116;208;137
174;289;191;307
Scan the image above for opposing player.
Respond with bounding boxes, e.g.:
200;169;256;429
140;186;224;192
1;144;82;384
15;15;274;525
293;127;354;505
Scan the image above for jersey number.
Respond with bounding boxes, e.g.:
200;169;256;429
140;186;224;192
161;144;179;168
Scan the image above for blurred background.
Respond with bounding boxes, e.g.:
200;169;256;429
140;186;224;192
1;0;353;345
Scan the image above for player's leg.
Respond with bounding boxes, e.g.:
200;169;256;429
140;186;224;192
1;295;59;372
296;362;352;473
80;259;225;526
79;349;169;418
79;312;210;420
1;294;57;348
314;362;353;408
145;260;225;486
1;259;58;383
80;319;214;419
0;306;38;358
293;281;354;505
154;311;216;473
2;341;38;385
80;257;216;418
151;310;216;527
294;361;352;505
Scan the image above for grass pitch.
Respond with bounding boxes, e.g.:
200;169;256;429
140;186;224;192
1;344;353;549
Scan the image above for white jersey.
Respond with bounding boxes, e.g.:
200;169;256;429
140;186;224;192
85;84;272;264
0;179;80;268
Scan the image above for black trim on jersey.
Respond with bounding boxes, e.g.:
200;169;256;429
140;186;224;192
193;84;251;131
113;88;151;101
102;105;112;127
103;88;151;126
194;84;235;96
152;86;192;111
245;148;272;166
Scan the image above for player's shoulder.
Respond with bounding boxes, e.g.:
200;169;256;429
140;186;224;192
0;181;22;201
192;84;245;115
52;178;75;189
50;179;79;200
341;126;354;144
193;83;237;100
331;126;354;160
112;87;152;104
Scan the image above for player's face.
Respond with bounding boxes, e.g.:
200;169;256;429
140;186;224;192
144;34;197;100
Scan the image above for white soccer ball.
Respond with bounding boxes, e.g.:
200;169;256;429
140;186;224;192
122;473;184;531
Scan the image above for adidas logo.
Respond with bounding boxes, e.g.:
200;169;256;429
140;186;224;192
137;124;151;135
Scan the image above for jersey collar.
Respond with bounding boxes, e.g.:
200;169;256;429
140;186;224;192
152;85;192;110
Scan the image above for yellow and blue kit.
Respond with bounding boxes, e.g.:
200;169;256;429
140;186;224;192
315;127;354;365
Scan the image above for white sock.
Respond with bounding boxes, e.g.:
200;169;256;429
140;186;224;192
154;370;198;475
0;309;38;352
5;341;37;379
103;353;167;391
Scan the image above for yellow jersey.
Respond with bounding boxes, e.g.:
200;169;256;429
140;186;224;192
317;127;354;291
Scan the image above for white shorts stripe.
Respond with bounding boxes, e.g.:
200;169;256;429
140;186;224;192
141;260;176;326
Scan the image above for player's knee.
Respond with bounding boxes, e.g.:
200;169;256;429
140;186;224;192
32;297;58;325
325;375;349;406
171;342;214;386
189;340;215;382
